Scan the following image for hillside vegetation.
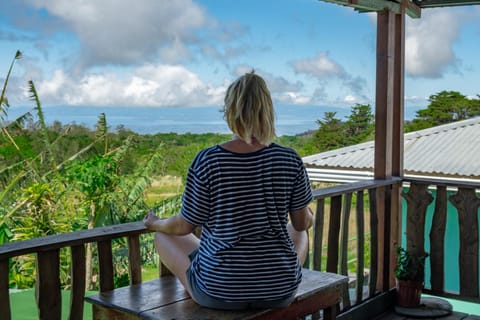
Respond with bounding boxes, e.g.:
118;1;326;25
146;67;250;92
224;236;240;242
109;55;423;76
1;51;479;289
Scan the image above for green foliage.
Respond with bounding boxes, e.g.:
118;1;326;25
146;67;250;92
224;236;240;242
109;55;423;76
406;91;480;132
394;246;428;282
314;112;346;151
344;104;374;144
312;104;374;152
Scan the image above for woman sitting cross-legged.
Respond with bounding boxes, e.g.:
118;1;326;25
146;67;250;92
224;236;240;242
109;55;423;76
143;71;314;310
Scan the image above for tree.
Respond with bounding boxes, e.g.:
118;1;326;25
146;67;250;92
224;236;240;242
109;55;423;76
313;112;346;151
344;104;374;144
406;91;480;132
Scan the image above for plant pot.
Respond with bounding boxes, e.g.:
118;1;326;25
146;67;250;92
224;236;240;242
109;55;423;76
396;279;423;308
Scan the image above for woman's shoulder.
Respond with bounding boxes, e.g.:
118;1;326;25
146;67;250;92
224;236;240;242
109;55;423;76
269;143;301;156
189;145;223;168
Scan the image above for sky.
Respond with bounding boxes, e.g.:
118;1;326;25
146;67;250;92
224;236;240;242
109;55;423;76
1;0;480;111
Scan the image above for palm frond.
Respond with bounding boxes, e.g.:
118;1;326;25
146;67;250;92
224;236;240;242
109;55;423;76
0;170;26;204
55;140;97;170
29;80;56;167
1;50;22;124
96;113;108;153
127;143;164;205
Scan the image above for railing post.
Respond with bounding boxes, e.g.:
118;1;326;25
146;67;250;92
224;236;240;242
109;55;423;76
326;195;342;274
429;185;447;293
36;250;61;320
449;187;480;297
70;245;86;320
0;258;11;320
128;235;142;285
97;240;114;292
355;190;365;304
313;198;325;271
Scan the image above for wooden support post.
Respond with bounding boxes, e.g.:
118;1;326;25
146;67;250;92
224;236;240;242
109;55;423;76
313;198;325;271
0;259;11;320
327;195;342;274
374;7;406;291
36;250;61;320
449;188;480;297
98;240;114;292
128;235;142;285
70;245;86;320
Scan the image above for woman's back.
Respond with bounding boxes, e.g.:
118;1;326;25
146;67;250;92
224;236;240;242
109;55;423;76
181;143;312;301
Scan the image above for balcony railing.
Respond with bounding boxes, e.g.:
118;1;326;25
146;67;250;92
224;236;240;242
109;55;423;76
0;176;478;319
402;177;480;302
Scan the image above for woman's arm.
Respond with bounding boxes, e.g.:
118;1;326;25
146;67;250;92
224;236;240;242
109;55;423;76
143;211;196;235
289;206;313;231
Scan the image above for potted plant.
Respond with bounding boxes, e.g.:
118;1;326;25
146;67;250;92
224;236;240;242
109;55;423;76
394;246;429;308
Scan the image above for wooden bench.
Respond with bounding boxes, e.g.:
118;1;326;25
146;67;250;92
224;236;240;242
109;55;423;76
85;268;348;320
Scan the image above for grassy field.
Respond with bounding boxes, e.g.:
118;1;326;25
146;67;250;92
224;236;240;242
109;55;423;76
145;175;183;206
9;265;160;320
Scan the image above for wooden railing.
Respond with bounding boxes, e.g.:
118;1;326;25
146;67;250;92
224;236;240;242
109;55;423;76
1;176;478;319
306;177;402;310
0;222;152;320
402;177;480;302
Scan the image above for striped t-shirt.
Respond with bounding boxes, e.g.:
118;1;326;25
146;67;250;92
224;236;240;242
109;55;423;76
181;143;313;302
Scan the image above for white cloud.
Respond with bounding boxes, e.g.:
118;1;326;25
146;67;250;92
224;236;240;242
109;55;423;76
27;0;210;67
290;52;346;79
277;92;311;105
404;95;428;106
343;95;358;104
405;9;465;78
34;64;227;107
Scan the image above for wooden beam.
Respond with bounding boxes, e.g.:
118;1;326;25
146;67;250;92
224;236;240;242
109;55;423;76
320;0;421;18
415;0;480;8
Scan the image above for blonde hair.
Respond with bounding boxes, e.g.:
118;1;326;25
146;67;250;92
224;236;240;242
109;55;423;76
223;72;276;145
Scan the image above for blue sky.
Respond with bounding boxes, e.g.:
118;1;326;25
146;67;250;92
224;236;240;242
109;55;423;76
1;0;479;110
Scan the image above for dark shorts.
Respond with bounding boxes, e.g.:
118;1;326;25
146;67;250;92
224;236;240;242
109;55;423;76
185;249;297;310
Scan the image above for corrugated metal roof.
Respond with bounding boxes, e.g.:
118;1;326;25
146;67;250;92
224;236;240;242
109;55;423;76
303;117;480;179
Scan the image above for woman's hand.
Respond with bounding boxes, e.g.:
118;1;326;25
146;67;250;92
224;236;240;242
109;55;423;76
143;210;196;235
143;210;160;230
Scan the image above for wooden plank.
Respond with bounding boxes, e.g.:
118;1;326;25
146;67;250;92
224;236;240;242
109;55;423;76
327;195;342;273
97;240;114;292
85;276;190;315
449;187;480;297
87;269;348;320
70;245;86;320
140;270;348;320
92;304;139;320
0;259;11;320
313;198;325;271
430;185;447;293
311;178;401;200
356;190;365;305
0;221;149;260
127;235;142;285
368;188;378;298
36;250;62;320
339;193;352;308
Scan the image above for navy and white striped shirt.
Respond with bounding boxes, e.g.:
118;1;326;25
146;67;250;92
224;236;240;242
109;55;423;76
181;143;313;302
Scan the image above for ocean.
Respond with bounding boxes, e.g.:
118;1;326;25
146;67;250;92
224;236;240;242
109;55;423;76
5;104;421;136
